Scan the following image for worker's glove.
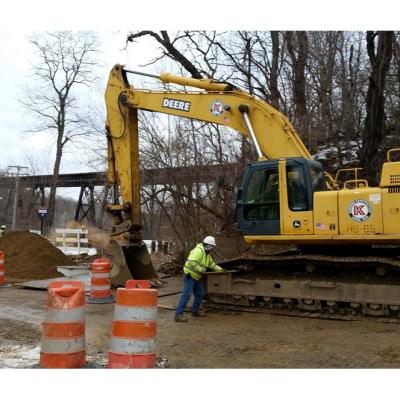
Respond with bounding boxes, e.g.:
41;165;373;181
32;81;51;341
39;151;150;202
195;266;207;274
193;264;205;273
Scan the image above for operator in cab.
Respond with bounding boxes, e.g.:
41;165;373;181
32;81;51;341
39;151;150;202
175;236;224;322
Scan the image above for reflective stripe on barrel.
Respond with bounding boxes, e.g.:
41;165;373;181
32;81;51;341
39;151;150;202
40;281;86;368
44;307;85;323
91;272;110;279
110;337;156;354
113;305;157;321
90;258;112;299
108;280;158;369
41;336;86;354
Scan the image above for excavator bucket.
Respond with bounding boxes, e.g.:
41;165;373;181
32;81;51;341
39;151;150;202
105;239;160;287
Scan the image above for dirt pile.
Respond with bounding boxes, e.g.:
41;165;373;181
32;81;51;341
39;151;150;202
0;231;75;281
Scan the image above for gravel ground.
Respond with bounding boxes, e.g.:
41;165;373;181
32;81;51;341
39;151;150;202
1;277;400;369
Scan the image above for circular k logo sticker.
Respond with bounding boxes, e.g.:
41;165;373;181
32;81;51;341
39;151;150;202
210;100;225;116
348;199;371;222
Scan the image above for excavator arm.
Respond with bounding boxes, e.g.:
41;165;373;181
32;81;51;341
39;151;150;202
104;64;314;284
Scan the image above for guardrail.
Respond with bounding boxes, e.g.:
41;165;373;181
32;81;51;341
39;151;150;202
55;228;90;255
144;240;169;254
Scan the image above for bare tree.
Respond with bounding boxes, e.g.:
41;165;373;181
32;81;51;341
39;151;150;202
335;32;367;166
384;32;400;145
20;31;99;230
360;31;394;183
127;31;204;78
284;31;310;145
137;111;242;252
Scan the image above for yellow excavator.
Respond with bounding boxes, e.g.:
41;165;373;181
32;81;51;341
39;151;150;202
105;64;400;317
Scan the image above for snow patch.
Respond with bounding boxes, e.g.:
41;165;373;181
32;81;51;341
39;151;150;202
0;345;40;368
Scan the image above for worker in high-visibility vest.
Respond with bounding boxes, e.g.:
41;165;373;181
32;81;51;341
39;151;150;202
0;225;6;238
175;236;224;322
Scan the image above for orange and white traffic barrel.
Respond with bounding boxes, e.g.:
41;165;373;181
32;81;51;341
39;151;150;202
0;251;10;288
87;258;115;304
108;279;157;368
40;281;86;368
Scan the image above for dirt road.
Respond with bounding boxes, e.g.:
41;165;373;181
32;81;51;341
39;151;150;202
1;277;400;368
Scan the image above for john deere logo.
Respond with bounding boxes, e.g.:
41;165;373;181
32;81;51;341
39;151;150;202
348;199;371;222
293;220;301;228
162;98;191;112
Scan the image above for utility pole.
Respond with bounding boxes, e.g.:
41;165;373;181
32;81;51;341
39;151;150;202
7;165;28;230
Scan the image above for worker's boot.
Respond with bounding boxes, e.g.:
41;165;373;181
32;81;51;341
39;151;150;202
191;311;207;317
174;314;188;322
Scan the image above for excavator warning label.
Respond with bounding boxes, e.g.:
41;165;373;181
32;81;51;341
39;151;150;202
348;199;371;222
162;98;191;112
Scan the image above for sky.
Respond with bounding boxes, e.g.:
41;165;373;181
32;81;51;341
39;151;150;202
0;30;158;173
0;30;161;199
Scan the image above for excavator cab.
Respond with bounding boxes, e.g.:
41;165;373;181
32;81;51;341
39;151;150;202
236;157;326;236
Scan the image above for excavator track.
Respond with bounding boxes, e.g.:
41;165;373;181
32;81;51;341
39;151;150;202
205;250;400;321
204;298;400;323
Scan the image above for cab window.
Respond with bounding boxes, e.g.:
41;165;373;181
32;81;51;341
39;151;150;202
309;161;327;192
243;168;280;220
286;165;308;211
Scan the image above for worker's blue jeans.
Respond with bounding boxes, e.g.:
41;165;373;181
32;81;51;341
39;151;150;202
175;273;205;316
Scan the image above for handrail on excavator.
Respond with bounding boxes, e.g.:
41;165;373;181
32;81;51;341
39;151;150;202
387;148;400;162
123;67;233;92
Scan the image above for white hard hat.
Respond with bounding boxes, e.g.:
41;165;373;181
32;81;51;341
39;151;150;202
203;236;216;247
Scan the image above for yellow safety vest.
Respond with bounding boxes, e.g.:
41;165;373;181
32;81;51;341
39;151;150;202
183;243;222;280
